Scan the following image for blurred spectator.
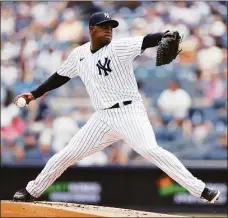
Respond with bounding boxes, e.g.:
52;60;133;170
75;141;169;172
37;112;54;144
52;112;79;153
54;8;83;43
191;120;213;144
193;68;208;99
169;2;201;27
39;126;55;163
157;79;192;119
23;130;38;151
1;138;25;163
15;2;32;32
1;103;27;140
106;141;132;165
1;6;15;36
197;46;223;71
1;62;19;86
206;70;226;100
203;131;228;160
20;129;53;163
36;48;63;75
34;95;50;122
72;106;92;128
1;1;227;165
30;2;58;30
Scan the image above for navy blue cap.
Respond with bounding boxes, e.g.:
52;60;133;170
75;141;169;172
89;12;119;28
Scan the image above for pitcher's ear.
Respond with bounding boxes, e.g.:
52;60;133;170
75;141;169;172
89;26;94;34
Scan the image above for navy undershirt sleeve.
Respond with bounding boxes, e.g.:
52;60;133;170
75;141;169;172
141;32;164;50
31;72;71;99
31;34;164;100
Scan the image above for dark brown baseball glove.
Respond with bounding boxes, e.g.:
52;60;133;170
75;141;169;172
156;31;182;66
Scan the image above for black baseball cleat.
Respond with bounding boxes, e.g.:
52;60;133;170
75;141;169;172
13;189;36;202
201;187;220;203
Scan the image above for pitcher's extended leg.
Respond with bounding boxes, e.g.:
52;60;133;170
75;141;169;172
135;119;204;197
114;103;205;197
26;114;119;198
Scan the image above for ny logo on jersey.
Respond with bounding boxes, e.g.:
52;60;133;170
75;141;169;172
96;58;112;76
104;13;110;18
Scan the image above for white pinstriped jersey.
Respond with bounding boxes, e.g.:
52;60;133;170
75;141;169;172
26;37;206;200
57;36;144;110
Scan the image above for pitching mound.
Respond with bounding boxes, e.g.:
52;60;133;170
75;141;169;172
1;201;185;217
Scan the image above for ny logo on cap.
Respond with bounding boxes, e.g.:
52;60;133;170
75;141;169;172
104;13;110;18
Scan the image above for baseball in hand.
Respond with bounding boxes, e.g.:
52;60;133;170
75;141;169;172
16;97;27;107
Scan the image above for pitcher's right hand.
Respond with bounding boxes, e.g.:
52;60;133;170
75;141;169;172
14;93;35;106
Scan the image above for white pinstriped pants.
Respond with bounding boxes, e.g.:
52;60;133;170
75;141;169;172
26;101;205;198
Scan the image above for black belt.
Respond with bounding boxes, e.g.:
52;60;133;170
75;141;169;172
106;100;132;109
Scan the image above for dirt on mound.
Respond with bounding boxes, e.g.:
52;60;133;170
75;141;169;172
1;201;185;217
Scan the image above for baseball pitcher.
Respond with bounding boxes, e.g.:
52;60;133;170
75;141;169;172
13;12;220;204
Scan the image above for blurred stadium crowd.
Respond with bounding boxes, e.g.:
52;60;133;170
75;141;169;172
1;1;227;166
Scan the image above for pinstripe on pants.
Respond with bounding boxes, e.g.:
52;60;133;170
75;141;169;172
26;101;205;198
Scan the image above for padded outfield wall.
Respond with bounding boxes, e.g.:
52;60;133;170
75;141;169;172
1;163;227;214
